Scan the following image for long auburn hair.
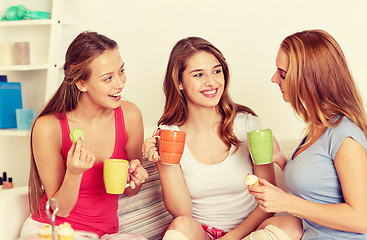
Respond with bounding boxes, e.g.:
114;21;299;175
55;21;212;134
158;37;257;150
29;31;118;216
281;29;367;137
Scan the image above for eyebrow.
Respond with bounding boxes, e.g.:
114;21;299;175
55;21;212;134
99;63;125;78
190;64;222;74
278;67;287;74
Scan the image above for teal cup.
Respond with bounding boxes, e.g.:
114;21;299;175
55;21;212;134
247;129;273;165
16;108;36;130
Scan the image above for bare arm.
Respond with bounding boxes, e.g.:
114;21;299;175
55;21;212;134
142;134;192;217
33;115;95;217
272;137;288;171
249;138;367;234
156;163;193;217
121;101;148;196
289;137;367;233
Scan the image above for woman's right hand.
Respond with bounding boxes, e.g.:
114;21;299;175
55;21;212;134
142;137;160;162
248;178;292;213
66;137;96;175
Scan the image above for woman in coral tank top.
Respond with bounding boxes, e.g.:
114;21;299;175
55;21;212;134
20;31;148;240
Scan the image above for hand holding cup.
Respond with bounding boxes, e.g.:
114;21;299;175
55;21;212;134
142;129;186;165
128;159;148;189
142;135;161;162
103;159;148;194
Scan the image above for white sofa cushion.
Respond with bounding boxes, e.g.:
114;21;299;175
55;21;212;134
0;186;30;240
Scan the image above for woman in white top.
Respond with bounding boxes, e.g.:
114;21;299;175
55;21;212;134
142;37;283;240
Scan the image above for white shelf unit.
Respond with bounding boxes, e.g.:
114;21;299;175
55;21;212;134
0;0;64;135
0;129;30;137
0;19;52;26
0;0;64;187
0;64;48;71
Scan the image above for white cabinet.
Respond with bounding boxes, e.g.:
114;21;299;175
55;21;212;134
0;0;64;186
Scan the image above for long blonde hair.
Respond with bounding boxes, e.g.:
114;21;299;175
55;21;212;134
29;31;118;216
281;29;367;137
158;37;257;150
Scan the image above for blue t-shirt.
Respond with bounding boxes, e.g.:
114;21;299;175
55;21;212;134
284;116;367;239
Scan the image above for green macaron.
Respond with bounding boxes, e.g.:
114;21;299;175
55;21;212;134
70;128;85;143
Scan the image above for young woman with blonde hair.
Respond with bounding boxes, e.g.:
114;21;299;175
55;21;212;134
21;31;148;239
142;37;284;240
248;29;367;239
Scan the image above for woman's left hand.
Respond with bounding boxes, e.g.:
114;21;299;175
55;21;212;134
128;159;148;189
272;137;288;170
248;178;291;213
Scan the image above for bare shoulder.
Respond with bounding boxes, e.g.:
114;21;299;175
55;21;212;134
120;100;143;122
120;101;143;140
33;114;62;142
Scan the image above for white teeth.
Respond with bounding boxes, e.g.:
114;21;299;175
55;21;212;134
109;92;121;98
203;89;216;95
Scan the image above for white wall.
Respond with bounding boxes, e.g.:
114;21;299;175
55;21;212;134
1;0;366;187
59;0;367;140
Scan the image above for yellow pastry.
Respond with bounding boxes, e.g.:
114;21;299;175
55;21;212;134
245;174;259;186
38;225;52;239
57;222;74;240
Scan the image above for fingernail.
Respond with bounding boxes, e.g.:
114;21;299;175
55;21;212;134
128;167;134;173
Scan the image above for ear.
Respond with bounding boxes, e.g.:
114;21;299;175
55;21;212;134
75;81;87;92
178;82;184;90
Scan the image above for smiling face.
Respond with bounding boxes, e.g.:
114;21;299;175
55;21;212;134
79;48;126;109
271;48;290;102
179;51;225;110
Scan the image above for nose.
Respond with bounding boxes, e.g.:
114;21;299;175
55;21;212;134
204;73;216;87
117;74;126;88
271;72;279;85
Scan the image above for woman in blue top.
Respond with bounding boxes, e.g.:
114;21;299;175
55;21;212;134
248;29;367;239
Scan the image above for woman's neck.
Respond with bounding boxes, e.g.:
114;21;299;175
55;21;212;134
293;124;327;159
68;95;114;123
304;123;327;146
181;106;221;133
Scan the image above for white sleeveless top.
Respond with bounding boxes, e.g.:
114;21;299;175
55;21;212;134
160;113;262;231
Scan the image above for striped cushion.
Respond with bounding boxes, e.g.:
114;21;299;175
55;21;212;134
117;159;172;240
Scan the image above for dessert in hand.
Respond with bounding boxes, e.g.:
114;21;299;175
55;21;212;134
245;174;259;186
70;128;84;143
38;225;52;239
57;222;74;240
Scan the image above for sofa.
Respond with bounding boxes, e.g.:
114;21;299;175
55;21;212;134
0;134;298;240
0;159;172;240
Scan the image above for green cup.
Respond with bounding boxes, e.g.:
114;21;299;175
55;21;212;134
247;129;273;165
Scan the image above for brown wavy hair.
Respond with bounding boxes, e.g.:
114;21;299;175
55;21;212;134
281;29;367;137
29;31;118;216
158;37;257;151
